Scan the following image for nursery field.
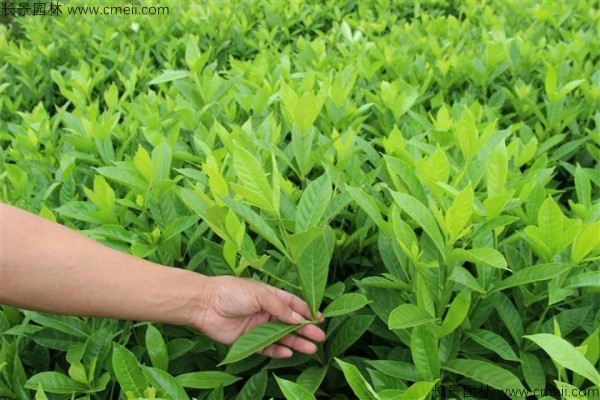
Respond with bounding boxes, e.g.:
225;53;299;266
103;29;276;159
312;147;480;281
1;0;599;399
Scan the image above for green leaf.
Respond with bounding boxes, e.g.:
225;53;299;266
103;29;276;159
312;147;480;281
400;380;438;400
524;334;600;387
365;360;421;382
411;327;440;381
451;248;509;270
391;191;445;257
297;233;331;318
439;290;471;337
388;304;436;330
335;358;381;400
143;366;189;400
520;352;546;390
571;222;600;262
112;344;147;398
465;329;520;362
486;140;508;198
443;359;526;398
323;293;370;318
494;294;524;345
221;197;288;257
145;324;168;371
24;372;89;394
448;265;486;293
296;366;327;393
275;375;316;400
327;315;374;359
347;187;384;229
296;174;332;232
151;143;172;182
492;263;568;292
232;143;274;213
175;371;240;389
219;322;303;365
148;70;189;85
445;184;473;242
235;369;267;400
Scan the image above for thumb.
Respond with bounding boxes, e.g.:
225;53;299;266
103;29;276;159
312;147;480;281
256;286;305;325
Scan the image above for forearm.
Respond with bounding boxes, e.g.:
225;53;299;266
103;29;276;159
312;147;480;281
0;203;207;326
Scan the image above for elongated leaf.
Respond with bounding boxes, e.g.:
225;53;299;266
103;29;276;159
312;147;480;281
296;174;332;232
175;371;240;389
219;322;303;365
25;312;88;338
520;352;546;390
365;360;421;382
297;234;330;317
24;372;89;394
235;369;267;400
327;315;374;359
146;324;168;371
335;358;381;400
151;143;172;182
296;366;327;393
143;367;189;400
390;191;445;256
233;144;273;213
493;263;568;292
465;329;519;361
400;380;438;400
451;248;508;270
411;327;440;381
439;290;471;337
112;344;147;397
347;187;384;229
388;304;436;330
495;293;524;345
222;197;288;257
564;271;600;289
148;70;189;85
275;375;316;400
443;359;526;399
524;334;600;387
323;293;370;317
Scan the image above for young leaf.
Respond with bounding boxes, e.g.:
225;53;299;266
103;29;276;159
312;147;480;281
347;187;385;229
400;380;438;400
148;70;189;85
219;322;303;365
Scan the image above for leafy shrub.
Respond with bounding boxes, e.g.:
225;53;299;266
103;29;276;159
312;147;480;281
1;1;598;399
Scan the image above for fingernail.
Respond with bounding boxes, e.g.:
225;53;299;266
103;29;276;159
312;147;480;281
317;311;323;319
291;311;304;323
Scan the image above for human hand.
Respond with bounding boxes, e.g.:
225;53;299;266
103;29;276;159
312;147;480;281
191;276;326;358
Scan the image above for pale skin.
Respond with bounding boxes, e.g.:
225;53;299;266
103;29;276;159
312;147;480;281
0;203;325;358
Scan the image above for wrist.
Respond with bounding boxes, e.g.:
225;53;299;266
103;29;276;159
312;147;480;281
165;268;213;328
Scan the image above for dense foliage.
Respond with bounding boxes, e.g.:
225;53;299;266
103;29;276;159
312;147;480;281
1;1;599;399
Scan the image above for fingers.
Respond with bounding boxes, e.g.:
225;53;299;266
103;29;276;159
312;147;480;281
296;323;326;343
259;332;321;358
259;344;293;358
